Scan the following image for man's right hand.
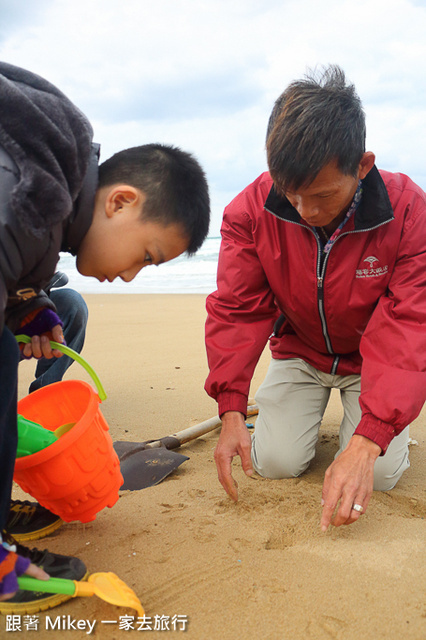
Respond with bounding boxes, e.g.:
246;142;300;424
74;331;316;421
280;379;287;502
214;411;253;501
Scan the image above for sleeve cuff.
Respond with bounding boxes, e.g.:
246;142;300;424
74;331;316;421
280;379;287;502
217;391;248;418
355;414;398;455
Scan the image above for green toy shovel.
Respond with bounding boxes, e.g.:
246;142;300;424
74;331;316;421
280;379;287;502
16;415;58;457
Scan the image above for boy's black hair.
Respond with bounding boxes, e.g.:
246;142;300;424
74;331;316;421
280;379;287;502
266;65;366;194
98;144;210;254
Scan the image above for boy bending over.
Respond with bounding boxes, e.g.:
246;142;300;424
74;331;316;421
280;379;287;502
0;62;210;610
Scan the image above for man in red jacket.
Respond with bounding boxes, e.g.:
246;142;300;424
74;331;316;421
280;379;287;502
205;65;426;531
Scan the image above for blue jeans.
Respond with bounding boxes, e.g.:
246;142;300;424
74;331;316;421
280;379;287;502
0;327;20;529
29;289;88;393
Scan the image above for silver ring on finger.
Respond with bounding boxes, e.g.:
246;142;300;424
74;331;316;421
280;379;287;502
351;503;364;513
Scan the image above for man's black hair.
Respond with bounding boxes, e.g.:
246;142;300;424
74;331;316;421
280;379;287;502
98;144;210;254
266;65;366;194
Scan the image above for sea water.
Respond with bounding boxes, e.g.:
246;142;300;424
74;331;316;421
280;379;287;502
57;236;220;294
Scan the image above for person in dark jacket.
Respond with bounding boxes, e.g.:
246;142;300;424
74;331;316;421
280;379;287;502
0;62;210;609
205;65;425;533
4;272;89;550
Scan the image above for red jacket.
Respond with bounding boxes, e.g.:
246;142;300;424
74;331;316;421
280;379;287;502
205;166;426;453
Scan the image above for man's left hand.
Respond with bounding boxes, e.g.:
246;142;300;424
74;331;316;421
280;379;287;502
320;435;381;531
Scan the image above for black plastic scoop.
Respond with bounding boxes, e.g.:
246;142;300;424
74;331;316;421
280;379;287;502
114;405;259;490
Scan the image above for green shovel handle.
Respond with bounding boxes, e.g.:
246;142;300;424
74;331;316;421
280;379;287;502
15;334;107;401
17;575;77;596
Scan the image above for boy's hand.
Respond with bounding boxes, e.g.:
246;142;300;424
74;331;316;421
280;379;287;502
0;561;49;601
18;308;65;359
0;545;49;601
21;325;64;359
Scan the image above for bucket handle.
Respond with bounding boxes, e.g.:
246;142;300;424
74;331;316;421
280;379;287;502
15;334;107;401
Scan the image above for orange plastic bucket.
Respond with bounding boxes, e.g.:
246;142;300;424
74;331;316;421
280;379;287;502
14;338;123;523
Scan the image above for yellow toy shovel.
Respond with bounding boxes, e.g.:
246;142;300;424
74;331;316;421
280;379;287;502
18;572;144;617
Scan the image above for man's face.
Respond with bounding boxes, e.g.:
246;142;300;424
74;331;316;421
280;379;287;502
77;212;188;283
282;159;366;229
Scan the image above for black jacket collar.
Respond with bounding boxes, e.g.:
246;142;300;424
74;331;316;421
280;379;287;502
264;165;394;231
62;143;100;255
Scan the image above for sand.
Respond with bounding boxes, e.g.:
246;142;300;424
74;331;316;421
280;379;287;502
12;294;425;640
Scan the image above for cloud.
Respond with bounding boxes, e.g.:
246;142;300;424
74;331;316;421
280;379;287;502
0;0;50;41
81;67;262;124
1;0;425;235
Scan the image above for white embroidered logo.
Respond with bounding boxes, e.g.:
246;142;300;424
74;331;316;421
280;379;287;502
364;256;379;267
356;256;388;279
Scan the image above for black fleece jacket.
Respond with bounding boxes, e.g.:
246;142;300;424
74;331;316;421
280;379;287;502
0;63;99;333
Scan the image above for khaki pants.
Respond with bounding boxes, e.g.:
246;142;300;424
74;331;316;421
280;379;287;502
252;358;410;490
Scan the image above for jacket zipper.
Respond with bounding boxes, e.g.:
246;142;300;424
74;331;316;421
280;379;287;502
314;235;334;355
264;208;393;373
313;221;392;367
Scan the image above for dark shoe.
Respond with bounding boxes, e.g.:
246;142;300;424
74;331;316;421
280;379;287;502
6;500;63;542
0;532;87;614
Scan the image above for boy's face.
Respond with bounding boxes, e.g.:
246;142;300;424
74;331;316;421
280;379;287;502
76;188;188;283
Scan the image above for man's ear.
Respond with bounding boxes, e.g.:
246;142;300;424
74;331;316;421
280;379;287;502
358;152;376;180
105;185;144;218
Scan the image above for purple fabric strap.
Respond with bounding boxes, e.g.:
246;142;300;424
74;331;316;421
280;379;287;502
19;308;63;337
0;544;31;596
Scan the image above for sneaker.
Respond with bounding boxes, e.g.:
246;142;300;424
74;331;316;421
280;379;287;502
6;500;63;542
0;532;87;614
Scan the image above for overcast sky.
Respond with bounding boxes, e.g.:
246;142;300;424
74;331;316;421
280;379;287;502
1;0;425;236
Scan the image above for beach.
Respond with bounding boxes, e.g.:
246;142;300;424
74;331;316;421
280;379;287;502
13;294;426;640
